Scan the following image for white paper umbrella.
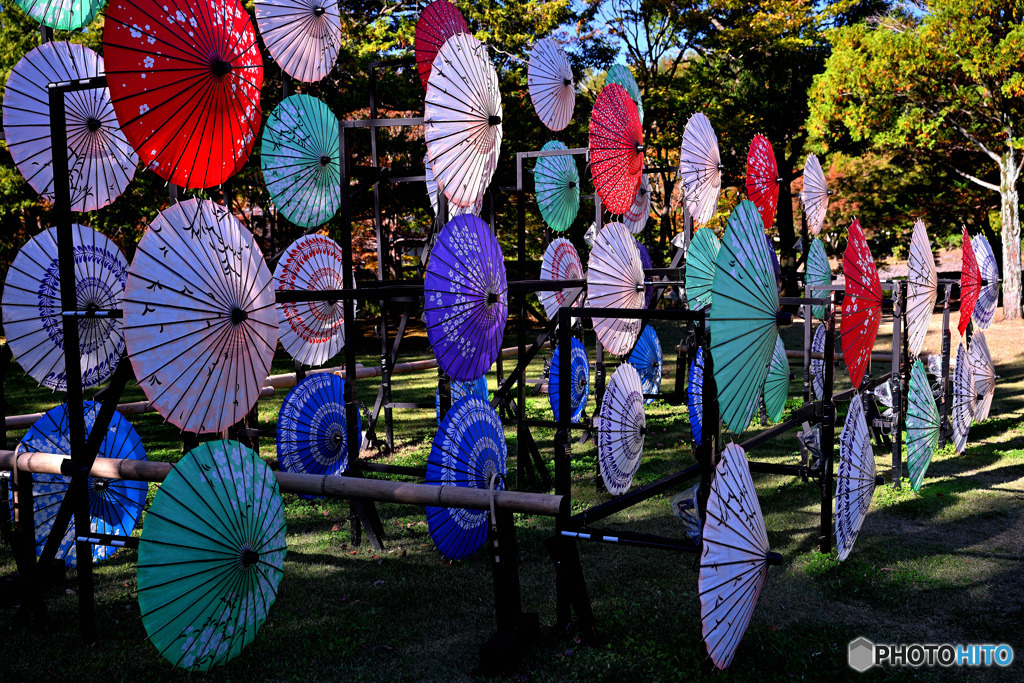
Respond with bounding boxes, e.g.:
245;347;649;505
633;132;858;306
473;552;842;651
971;233;999;330
255;0;342;83
699;442;775;670
3;41;137;212
678;113;722;228
274;234;352;367
2;225;127;391
527;38;574;132
968;331;995;423
587;222;645;355
907;219;937;357
424;32;502;209
622;174;651;234
810;323;827;401
424;154;482;218
952;341;975;454
123;199;278;433
539;238;584;322
836;393;876;561
800;154;829;235
597;363;645;495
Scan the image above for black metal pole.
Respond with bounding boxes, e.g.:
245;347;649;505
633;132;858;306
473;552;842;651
819;296;836;553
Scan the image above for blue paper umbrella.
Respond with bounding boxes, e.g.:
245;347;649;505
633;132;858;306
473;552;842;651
628;325;662;404
277;374;360;484
687;346;705;445
425;396;508;560
436;375;489;424
549;337;590;422
15;401;147;567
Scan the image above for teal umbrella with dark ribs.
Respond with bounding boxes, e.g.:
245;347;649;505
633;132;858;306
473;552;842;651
906;359;940;491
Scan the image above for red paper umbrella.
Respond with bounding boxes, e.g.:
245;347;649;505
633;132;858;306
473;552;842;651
104;0;263;189
589;83;643;215
958;226;981;337
841;218;882;389
745;134;780;230
415;0;468;89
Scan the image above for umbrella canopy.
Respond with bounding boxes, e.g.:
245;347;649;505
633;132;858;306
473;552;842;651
679;113;722;228
635;240;655;308
274;234;350;367
709;200;780;433
958;227;981;337
534;140;580;232
687;346;705;445
587;222;645;355
425;395;507;560
14;0;99;29
255;0;341;83
605;64;644;124
906;359;940;492
437;376;489;425
952;341;975;454
685;227;720;310
104;0;263;189
598;363;646;495
745;134;780;230
425;154;482;218
123;199;278;434
810;323;828;401
800;154;829;235
137;440;286;671
699;442;773;670
836;394;876;561
277;373;358;480
415;0;468;89
527;38;574;131
424;215;508;381
589;83;644;214
3;42;137;212
2;224;127;392
424;32;502;209
539;238;585;322
968;331;995;423
907;220;937;357
971;233;999;330
627;324;662;404
622;174;651;234
841;218;882;390
762;336;789;423
805;238;832;321
549;337;590;422
261;94;340;229
17;401;147;567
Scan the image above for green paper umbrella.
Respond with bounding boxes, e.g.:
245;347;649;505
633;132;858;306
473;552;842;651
16;0;100;30
805;238;831;320
685;227;720;310
762;336;789;423
605;64;643;124
906;359;940;492
534;140;580;232
709;200;780;433
137;440;286;671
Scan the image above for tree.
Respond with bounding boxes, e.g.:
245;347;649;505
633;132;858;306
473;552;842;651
808;0;1024;319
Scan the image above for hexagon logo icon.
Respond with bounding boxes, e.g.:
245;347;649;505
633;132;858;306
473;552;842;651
848;637;875;673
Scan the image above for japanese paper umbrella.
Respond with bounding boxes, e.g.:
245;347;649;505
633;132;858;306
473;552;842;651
622;174;651;234
261;94;341;229
635;240;655;308
685;227;720;310
425;396;507;560
972;233;999;330
255;0;342;83
605;64;644;124
424;32;503;209
534;140;580;232
415;0;468;89
958;227;982;337
809;323;827;401
436;376;489;425
103;0;264;189
597;362;646;495
589;83;644;215
687;347;706;445
762;336;789;423
745;134;780;230
274;234;351;367
15;401;147;567
709;200;780;434
3;42;137;212
841;218;882;390
952;341;975;454
587;222;645;355
805;238;831;321
137;440;286;671
549;337;589;422
678;113;722;228
906;359;940;492
425;154;481;218
424;215;508;381
800;154;829;235
835;393;876;561
627;324;662;404
14;0;99;30
907;219;937;357
699;442;779;669
277;373;360;480
968;331;996;423
538;238;584;321
527;38;574;132
123;199;278;434
2;225;127;391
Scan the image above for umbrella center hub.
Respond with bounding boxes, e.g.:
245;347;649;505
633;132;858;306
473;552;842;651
488;115;502;127
314;5;326;15
487;290;499;305
320;154;332;166
242;549;260;566
635;144;644;154
635;282;645;292
568;181;576;189
212;59;233;77
93;479;109;492
563;78;571;87
86;117;101;132
332;432;344;445
231;307;249;325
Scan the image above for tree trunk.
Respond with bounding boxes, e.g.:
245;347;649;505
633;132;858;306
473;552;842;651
999;150;1021;321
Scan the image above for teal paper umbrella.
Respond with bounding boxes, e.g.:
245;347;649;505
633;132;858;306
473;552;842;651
709;200;780;433
605;64;643;124
137;440;286;671
685;227;720;310
762;336;789;423
534;140;580;232
906;359;940;492
805;238;831;320
15;0;100;30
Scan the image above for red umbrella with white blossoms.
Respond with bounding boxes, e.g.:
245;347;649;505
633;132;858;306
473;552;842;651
841;218;882;389
745;134;780;230
958;226;981;337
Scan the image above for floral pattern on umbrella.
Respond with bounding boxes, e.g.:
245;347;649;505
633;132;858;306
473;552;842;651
841;218;882;390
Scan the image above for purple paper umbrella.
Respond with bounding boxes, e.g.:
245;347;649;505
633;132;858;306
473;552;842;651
635;239;654;308
424;215;508;381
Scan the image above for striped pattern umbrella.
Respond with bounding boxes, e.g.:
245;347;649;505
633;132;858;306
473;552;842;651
587;222;645;355
539;238;584;322
810;323;828;401
952;341;975;454
255;0;342;82
527;38;574;131
679;113;721;228
971;233;999;330
622;174;651;234
800;154;829;235
597;363;646;495
968;331;996;423
836;393;876;561
907;220;937;357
